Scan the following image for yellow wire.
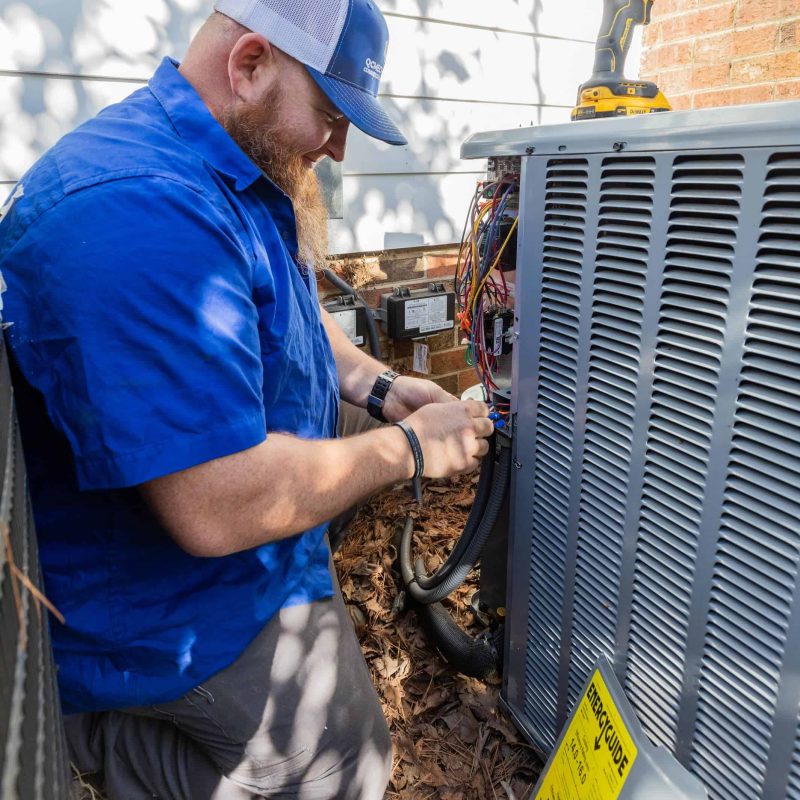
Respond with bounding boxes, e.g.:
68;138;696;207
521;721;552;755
468;202;496;310
471;215;519;315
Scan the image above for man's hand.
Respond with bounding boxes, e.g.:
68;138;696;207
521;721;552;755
401;399;494;477
382;375;457;421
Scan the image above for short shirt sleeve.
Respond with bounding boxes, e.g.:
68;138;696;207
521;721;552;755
6;176;267;490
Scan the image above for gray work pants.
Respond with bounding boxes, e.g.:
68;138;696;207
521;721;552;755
64;554;391;799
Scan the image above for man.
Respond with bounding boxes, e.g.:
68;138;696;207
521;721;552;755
0;1;493;798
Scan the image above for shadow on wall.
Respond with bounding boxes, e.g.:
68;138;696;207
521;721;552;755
341;90;465;252
1;0;546;252
334;1;546;252
531;0;545;119
0;0;211;184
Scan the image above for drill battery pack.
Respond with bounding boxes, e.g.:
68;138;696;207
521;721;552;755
572;81;672;121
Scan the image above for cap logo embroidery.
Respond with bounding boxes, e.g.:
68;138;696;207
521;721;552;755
363;57;383;80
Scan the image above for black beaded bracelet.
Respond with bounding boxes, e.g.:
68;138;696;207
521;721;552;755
393;420;424;479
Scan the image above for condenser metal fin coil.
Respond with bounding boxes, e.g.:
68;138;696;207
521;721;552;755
461;100;800;800
0;338;70;800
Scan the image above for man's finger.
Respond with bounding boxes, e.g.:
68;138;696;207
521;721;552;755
474;417;495;438
464;399;490;418
431;382;459;402
476;439;490;458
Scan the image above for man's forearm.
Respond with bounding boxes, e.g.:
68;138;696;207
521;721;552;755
142;426;414;557
142;397;493;558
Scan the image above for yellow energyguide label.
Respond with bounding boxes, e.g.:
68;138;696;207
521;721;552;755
535;669;638;800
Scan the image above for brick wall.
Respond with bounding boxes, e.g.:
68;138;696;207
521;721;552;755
320;245;480;396
641;0;800;110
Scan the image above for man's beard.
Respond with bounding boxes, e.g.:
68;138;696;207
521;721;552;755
222;87;329;271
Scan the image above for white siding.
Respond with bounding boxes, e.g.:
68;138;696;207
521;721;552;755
0;1;643;252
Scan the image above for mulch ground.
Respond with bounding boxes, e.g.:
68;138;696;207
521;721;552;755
335;475;541;799
75;474;541;799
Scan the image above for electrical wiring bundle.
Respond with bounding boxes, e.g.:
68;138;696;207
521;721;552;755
454;173;519;407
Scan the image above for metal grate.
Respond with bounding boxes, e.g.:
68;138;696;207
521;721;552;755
790;708;800;800
626;154;742;754
0;338;70;800
570;156;654;704
523;158;588;749
689;152;800;799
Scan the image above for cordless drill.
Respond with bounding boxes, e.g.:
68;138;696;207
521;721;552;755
572;0;671;121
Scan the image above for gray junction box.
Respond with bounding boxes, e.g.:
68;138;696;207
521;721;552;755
461;100;800;800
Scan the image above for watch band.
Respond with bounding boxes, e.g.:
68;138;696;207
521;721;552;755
366;369;399;423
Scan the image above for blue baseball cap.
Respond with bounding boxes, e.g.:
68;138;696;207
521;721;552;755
213;0;407;146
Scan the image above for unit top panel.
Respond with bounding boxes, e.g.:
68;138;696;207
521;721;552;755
460;100;800;159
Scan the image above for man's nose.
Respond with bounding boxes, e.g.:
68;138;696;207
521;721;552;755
325;119;350;162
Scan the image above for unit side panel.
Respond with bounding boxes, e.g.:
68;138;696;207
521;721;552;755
625;153;743;753
690;151;800;800
504;153;547;736
790;712;800;800
570;155;655;702
507;135;800;800
519;156;589;750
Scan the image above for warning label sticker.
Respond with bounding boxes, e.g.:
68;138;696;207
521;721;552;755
404;295;450;333
535;670;638;800
413;341;430;374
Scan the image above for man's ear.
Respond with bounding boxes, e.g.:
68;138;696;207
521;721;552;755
228;33;277;104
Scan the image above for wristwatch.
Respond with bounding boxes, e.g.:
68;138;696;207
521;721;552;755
366;369;399;423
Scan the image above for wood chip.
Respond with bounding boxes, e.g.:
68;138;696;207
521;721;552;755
335;476;541;799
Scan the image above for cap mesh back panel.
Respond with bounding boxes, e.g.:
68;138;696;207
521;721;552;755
215;0;348;72
259;0;344;46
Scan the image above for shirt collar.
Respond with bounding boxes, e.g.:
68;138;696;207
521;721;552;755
148;57;263;192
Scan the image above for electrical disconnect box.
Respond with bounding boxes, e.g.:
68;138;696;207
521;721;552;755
322;295;369;348
380;284;455;339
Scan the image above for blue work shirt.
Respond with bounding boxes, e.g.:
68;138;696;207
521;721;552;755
0;58;339;714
